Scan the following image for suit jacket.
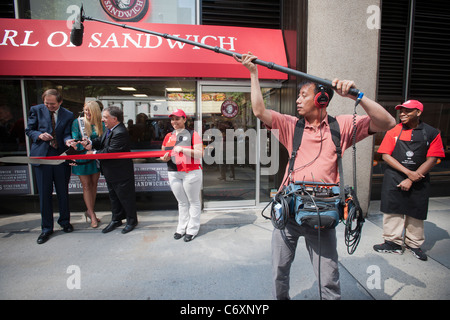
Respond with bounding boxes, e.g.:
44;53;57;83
25;104;74;165
92;122;134;184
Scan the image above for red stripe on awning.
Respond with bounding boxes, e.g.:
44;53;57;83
0;19;288;80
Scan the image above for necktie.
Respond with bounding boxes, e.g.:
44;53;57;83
105;129;111;138
50;111;58;149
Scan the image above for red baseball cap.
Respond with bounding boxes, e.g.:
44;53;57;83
169;109;186;118
395;100;423;112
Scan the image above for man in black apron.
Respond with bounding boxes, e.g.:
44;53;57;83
374;100;445;261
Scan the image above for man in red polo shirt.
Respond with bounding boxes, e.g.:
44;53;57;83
374;100;445;261
235;52;396;300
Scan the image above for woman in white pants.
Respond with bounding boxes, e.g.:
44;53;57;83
160;109;204;242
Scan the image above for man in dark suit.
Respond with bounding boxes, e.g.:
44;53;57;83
85;106;138;234
25;89;74;244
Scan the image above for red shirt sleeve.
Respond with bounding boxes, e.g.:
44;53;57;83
378;124;445;158
377;124;401;155
162;132;175;149
427;133;445;158
192;131;202;146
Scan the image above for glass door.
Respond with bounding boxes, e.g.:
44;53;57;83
200;84;257;208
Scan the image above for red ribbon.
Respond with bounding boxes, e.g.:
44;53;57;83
32;150;169;161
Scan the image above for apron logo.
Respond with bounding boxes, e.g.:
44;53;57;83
406;150;414;158
100;0;150;22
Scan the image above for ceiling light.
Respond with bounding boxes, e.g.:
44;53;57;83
133;94;148;97
117;87;137;91
165;88;183;92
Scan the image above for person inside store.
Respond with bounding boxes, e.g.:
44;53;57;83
374;100;445;261
83;106;138;234
217;121;235;181
25;89;74;244
234;52;396;300
68;100;105;228
0;104;17;151
160;109;204;242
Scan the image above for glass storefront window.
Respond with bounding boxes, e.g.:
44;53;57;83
0;80;25;156
259;87;282;203
24;78;196;152
199;84;281;207
0;80;30;195
17;78;195;196
1;78;284;201
201;90;256;205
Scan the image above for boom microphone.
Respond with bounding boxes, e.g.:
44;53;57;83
70;5;84;46
75;6;361;97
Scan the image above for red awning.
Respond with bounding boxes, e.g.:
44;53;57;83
0;19;288;80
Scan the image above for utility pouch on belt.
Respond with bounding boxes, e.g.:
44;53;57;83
285;183;343;229
294;196;341;229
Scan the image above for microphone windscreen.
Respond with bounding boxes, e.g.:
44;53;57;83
70;22;84;46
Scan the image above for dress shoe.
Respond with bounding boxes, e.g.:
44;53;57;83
37;231;53;244
63;224;74;233
102;220;122;234
121;224;137;234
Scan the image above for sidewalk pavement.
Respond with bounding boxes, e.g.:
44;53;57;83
0;197;449;300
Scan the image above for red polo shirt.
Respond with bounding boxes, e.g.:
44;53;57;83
377;123;445;157
268;110;372;187
162;130;203;172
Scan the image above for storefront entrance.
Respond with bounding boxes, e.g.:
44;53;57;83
199;82;280;208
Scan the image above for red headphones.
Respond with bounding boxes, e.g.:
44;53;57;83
314;85;330;109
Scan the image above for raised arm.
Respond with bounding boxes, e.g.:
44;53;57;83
234;52;273;127
332;78;396;132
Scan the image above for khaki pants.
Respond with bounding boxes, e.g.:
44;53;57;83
382;213;425;248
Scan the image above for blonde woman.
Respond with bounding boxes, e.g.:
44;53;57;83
71;101;105;228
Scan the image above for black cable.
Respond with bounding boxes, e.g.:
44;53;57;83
344;189;365;254
352;103;358;192
313;111;324;300
261;191;296;253
343;96;365;254
267;192;290;230
302;189;322;300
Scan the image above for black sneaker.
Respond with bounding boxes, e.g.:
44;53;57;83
184;234;195;242
406;245;428;261
373;241;403;254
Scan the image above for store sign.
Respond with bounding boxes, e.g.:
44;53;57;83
0;18;287;79
100;0;150;22
0;165;31;195
221;99;239;118
68;163;170;194
0;163;169;195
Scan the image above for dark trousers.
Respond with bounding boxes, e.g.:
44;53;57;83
106;177;137;226
272;218;341;300
34;157;71;233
